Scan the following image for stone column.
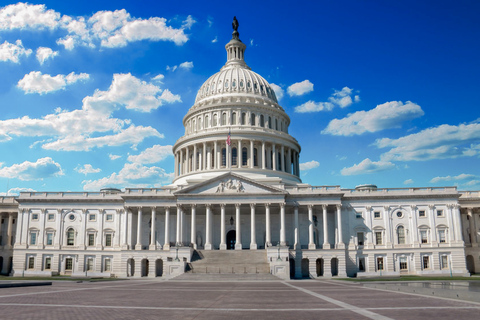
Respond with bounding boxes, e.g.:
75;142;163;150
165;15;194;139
294;205;299;249
116;209;122;247
127;209;133;249
265;204;271;247
207;146;211;169
193;144;197;172
37;209;46;248
410;205;419;245
250;203;257;250
453;204;463;243
135;208;142;250
220;204;226;250
54;209;62;249
468;208;477;245
179;149;183;175
6;212;14;248
280;145;285;172
202;142;207;170
308;205;315;249
186;147;190;173
150;207;156;250
97;209;104;249
280;203;286;246
447;204;455;242
272;144;277;170
262;141;266;169
429;205;437;243
175;205;181;246
235;203;242;250
250;140;254;168
214;141;218;169
287;147;292;174
174;153;178;177
205;204;213;250
227;143;231;169
122;208;129;249
164;207;170;250
322;205;330;249
238;139;242;168
336;204;344;248
191;204;197;249
384;206;391;246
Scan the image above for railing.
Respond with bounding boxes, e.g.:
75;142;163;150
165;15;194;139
459;191;480;198
344;187;457;194
18;192;122;199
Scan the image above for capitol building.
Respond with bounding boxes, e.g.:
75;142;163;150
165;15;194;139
0;19;479;279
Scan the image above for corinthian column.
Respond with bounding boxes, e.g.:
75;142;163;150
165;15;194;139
308;205;315;249
205;204;213;250
280;203;286;246
191;204;197;249
235;204;242;250
250;203;257;250
135;207;143;250
220;204;226;250
322;205;330;249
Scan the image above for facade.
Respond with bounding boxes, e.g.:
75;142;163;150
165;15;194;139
1;21;480;279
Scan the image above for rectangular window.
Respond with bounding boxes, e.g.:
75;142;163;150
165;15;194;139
45;257;51;270
358;257;365;272
438;230;446;243
399;257;408;270
31;213;38;221
30;233;37;245
356;212;362;219
423;256;430;269
419;210;426;217
28;257;35;269
88;234;95;246
441;256;448;269
46;233;53;246
374;211;381;219
89;214;96;221
65;258;73;271
48;213;55;221
420;230;428;244
375;231;383;245
105;234;112;247
437;210;444;217
86;258;94;271
377;257;384;271
357;232;364;246
104;259;111;272
106;214;113;221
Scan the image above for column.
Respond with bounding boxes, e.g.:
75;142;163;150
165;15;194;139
238;140;242;168
453;204;463;243
384;206;391;246
308;205;315;249
336;205;344;248
294;205;299;249
250;203;257;250
272;144;277;170
6;213;14;248
97;209;104;249
235;203;242;250
38;209;46;247
220;204;226;250
322;204;330;249
280;145;285;172
287;147;292;174
116;209;122;247
174;153;178;177
207;145;211;169
280;203;286;246
447;204;456;242
180;206;185;245
122;208;129;249
265;204;271;247
193;144;197;172
175;205;181;246
190;205;197;249
262;141;266;169
150;207;156;250
164;207;170;250
16;208;24;247
429;205;437;243
214;141;218;169
205;204;213;250
250;140;254;168
135;208;142;250
202;142;206;170
179;149;183;175
186;147;190;173
410;205;419;245
127;209;133;249
468;208;477;245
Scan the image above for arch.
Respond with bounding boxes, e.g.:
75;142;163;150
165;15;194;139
301;258;310;278
141;259;149;277
466;255;475;274
66;228;75;246
289;258;295;279
205;115;209;128
316;258;324;276
155;259;163;277
397;225;405;244
226;230;236;250
127;258;135;277
0;257;3;274
213;114;218;126
331;258;339;276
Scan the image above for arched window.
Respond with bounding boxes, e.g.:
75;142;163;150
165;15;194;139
196;152;200;170
222;148;226;167
260;115;264;127
242;147;248;166
205;115;209;128
397;226;405;244
277;152;281;170
192;119;196;132
198;117;202;130
232;148;237;166
67;228;75;246
254;148;258;167
241;113;246;125
213;114;218;126
268;116;272;129
275;119;278;130
251;113;256;126
232;112;237;125
222;113;226;126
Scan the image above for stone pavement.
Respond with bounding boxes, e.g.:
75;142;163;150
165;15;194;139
0;279;479;319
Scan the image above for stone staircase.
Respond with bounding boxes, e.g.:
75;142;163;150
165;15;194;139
172;249;277;280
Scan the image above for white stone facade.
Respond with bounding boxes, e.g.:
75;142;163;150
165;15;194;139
1;21;479;279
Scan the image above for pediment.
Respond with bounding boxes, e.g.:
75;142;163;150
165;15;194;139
174;173;286;195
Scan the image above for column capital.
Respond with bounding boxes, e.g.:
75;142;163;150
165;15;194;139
429;204;436;210
365;206;372;211
176;204;183;210
410;204;417;210
308;204;314;210
280;202;286;208
205;204;212;209
265;203;271;208
383;205;390;211
191;204;197;209
250;203;256;209
81;209;88;214
467;207;473;215
336;204;342;211
235;203;241;209
164;206;171;211
322;204;327;210
220;203;226;209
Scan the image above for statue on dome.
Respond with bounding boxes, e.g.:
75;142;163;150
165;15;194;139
232;16;240;40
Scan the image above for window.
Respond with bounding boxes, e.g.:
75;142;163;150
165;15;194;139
356;212;362;219
241;113;246;125
88;234;95;246
221;148;226;167
104;259;111;272
251;113;256;126
253;148;258;167
357;232;364;246
268;116;272;129
275;119;278;130
358;257;365;272
65;258;73;271
89;214;96;221
46;232;53;246
242;147;248;166
374;211;381;219
67;228;75;246
437;210;444;217
213;114;218;126
438;229;446;243
232;147;237;166
30;232;37;245
232;112;237;125
31;213;38;221
377;257;384;271
397;226;405;244
399;257;408;270
105;234;112;247
423;256;430;269
375;231;383;245
441;255;448;269
48;213;55;221
106;214;113;221
419;210;426;217
45;257;51;270
28;257;35;269
396;211;403;218
222;113;226;125
86;258;94;271
420;230;428;244
260;115;264;127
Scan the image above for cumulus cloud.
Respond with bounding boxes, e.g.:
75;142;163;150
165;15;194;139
179;61;193;69
0;187;36;196
0;3;60;30
75;164;101;175
127;145;173;164
295;86;359;113
376;122;480;162
299;160;320;171
322;101;424;136
0;39;32;63
181;15;196;29
0;157;63;180
151;74;164;82
404;179;414;185
109;154;121;160
430;173;475;184
270;83;284;100
341;158;395;176
36;47;58;64
17;71;89;94
287;80;313;96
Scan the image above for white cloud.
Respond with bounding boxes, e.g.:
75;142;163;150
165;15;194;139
17;71;89;94
109;154;121;160
0;157;63;180
322;101;424;136
430;173;476;184
270;83;284;100
295;86;358;113
341;158;395;176
464;180;480;187
299;160;320;171
127;145;173;164
0;40;32;63
0;187;36;196
36;47;58;64
151;74;164;82
166;65;177;72
287;80;314;96
179;61;193;69
181;15;196;29
212;36;218;43
0;3;60;30
376;122;480;162
75;164;101;175
404;179;414;185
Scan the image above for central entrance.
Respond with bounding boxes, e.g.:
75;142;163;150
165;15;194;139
226;230;236;250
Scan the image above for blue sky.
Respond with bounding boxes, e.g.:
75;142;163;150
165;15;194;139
0;0;479;194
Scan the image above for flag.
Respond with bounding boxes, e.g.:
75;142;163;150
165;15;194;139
226;130;231;146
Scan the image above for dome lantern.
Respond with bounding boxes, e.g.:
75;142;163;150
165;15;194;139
223;16;248;70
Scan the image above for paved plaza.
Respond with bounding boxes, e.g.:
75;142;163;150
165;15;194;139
0;279;479;319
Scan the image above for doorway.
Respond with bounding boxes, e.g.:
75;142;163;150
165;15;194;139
227;230;236;250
